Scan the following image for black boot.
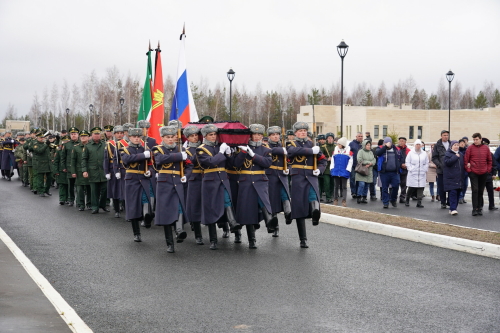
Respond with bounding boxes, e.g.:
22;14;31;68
234;229;242;243
310;201;320;226
416;200;424;208
131;219;141;242
225;206;241;232
357;196;361;204
208;224;218;250
246;225;257;249
113;199;120;218
282;200;292;224
405;196;410;207
175;214;187;243
192;222;204;245
272;225;279;237
361;196;368;203
222;222;230;238
164;225;175;253
296;218;308;248
262;208;278;232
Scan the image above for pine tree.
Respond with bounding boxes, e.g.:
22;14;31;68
361;90;373;106
426;94;441;110
474;91;488;109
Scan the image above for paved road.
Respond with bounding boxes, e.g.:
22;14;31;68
1;180;499;332
325;191;500;232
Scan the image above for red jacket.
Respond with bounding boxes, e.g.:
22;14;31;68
464;144;492;175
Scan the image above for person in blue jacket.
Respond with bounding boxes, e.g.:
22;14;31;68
330;137;352;207
376;137;404;208
443;140;464;215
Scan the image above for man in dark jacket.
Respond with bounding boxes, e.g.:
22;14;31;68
432;130;450;208
397;137;411;203
349;132;363;198
376;137;403;208
481;138;497;211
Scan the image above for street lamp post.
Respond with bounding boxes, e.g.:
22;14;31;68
119;98;125;125
446;70;455;135
337;40;349;137
89;104;94;129
65;108;69;130
227;68;235;121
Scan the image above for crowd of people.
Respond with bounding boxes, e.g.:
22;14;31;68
316;130;500;216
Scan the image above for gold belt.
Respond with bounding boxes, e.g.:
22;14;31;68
225;169;239;175
204;167;226;173
239;170;265;175
192;169;203;174
4;148;12;150
159;170;181;175
126;170;145;174
269;165;284;170
291;165;314;170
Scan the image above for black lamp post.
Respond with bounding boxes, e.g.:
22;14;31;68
227;68;235;121
89;104;94;128
337;40;349;137
65;108;69;130
119;97;125;125
446;70;454;134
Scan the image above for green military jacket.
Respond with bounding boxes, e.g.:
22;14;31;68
31;140;52;173
22;138;34;166
70;143;89;186
14;145;25;163
81;139;107;183
61;139;80;178
53;147;68;184
320;143;336;174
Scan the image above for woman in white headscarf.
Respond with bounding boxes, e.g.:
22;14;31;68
405;139;429;208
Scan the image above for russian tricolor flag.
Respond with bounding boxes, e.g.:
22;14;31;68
170;26;198;124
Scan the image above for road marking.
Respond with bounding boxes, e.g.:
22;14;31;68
0;226;93;333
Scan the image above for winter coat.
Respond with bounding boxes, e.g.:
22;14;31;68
426;150;437;183
376;145;403;173
405;148;429;188
348;139;362;169
443;148;464;192
464;144;492;175
397;145;411;175
355;140;376;183
432;139;449;175
330;146;353;178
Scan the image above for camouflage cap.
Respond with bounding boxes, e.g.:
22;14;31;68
68;127;80;134
113;125;124;133
201;124;218;137
90;127;102;134
183;125;200;137
128;128;142;136
292;122;309;132
267;126;281;135
160;126;177;137
168;119;183;127
249;123;265;134
137;120;151;129
79;130;90;137
122;123;134;131
103;125;114;132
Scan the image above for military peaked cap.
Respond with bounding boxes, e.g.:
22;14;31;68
104;125;114;132
90;127;102;134
68;127;80;133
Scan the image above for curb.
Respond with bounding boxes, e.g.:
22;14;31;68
320;213;500;260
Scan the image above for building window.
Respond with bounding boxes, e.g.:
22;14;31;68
418;126;423;139
383;125;388;137
374;125;379;138
360;125;362;133
409;126;414;140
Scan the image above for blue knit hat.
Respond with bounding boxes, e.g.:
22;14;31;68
383;137;392;144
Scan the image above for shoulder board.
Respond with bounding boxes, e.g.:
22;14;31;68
156;146;165;155
119;139;129;147
198;146;212;156
287;141;297;147
108;140;116;147
262;143;270;149
186;149;193;157
122;147;130;155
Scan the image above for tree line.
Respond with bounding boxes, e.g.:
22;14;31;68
3;68;500;131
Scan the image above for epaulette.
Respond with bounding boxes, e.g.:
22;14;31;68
197;144;212;156
186;149;193;157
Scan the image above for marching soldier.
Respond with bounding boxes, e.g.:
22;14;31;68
54;135;70;205
122;123;133;142
105;126;122;218
286;122;327;248
31;130;53;197
153;126;188;253
196;124;241;250
235;124;276;249
183;125;204;245
316;134;326;200
0;132;4;179
225;143;241;242
119;127;152;242
266;126;292;237
1;130;19;181
61;127;80;206
138;120;157;227
14;136;26;184
70;130;91;211
321;132;336;203
82;127;109;214
114;125;130;214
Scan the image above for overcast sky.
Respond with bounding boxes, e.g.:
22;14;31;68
1;0;499;119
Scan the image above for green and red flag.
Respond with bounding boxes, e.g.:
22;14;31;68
148;42;164;143
137;42;153;122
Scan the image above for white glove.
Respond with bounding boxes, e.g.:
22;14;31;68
247;146;255;157
230;147;236;153
225;146;231;155
105;174;111;180
313;169;320;176
12;149;16;153
144;150;151;158
282;147;287;155
115;172;121;179
144;170;151;178
219;142;228;154
155;172;158;178
283;169;289;175
183;140;188;148
312;146;320;154
181;176;187;183
181;152;187;160
238;145;248;152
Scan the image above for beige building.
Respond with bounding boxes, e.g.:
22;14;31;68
298;104;500;144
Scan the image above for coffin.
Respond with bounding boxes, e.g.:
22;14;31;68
184;121;251;146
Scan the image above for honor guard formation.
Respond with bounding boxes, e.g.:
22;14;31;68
1;119;328;253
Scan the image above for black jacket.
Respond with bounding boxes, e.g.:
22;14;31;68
432;139;449;175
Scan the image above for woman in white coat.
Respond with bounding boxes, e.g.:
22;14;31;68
405;139;429;208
